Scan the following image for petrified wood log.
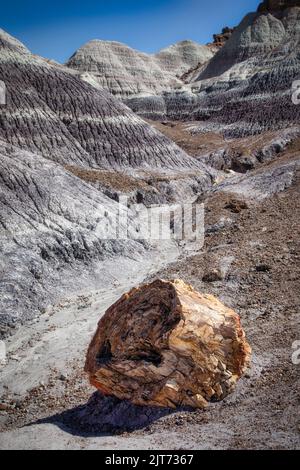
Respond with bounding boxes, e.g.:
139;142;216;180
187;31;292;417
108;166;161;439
85;279;251;408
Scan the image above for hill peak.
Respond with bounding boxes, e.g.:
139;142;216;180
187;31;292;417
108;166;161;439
0;29;30;54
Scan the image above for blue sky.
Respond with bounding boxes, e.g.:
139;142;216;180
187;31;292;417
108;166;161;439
2;0;259;63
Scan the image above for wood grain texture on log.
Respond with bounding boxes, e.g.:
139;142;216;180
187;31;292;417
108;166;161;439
85;279;251;409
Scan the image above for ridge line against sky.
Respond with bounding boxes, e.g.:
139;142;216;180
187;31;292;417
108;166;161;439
2;0;259;63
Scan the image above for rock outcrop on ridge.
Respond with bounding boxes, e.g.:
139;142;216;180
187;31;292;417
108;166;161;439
207;27;235;49
86;279;251;408
258;0;300;12
180;27;234;84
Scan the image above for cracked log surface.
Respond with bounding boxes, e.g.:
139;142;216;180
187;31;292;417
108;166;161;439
85;279;251;408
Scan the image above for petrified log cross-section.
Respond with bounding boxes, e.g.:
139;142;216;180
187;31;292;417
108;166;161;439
85;280;251;408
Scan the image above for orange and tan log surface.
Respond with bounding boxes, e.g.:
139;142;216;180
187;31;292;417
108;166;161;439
85;279;251;408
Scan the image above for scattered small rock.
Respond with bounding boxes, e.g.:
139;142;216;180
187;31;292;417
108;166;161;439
0;403;10;411
224;199;248;214
202;269;224;283
10;355;21;362
13;400;23;410
256;264;271;273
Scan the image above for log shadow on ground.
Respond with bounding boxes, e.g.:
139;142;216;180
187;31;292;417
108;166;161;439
28;392;193;437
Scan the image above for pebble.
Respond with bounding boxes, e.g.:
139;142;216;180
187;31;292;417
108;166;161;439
10;355;21;362
256;264;271;273
202;269;223;283
9;399;22;409
0;403;10;411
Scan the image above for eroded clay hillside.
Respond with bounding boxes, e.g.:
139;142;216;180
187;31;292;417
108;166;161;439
0;0;299;451
66;39;215;100
121;3;300;137
0;29;218;334
0;29;194;170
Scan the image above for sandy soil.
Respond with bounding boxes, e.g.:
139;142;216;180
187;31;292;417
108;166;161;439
145;120;226;158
